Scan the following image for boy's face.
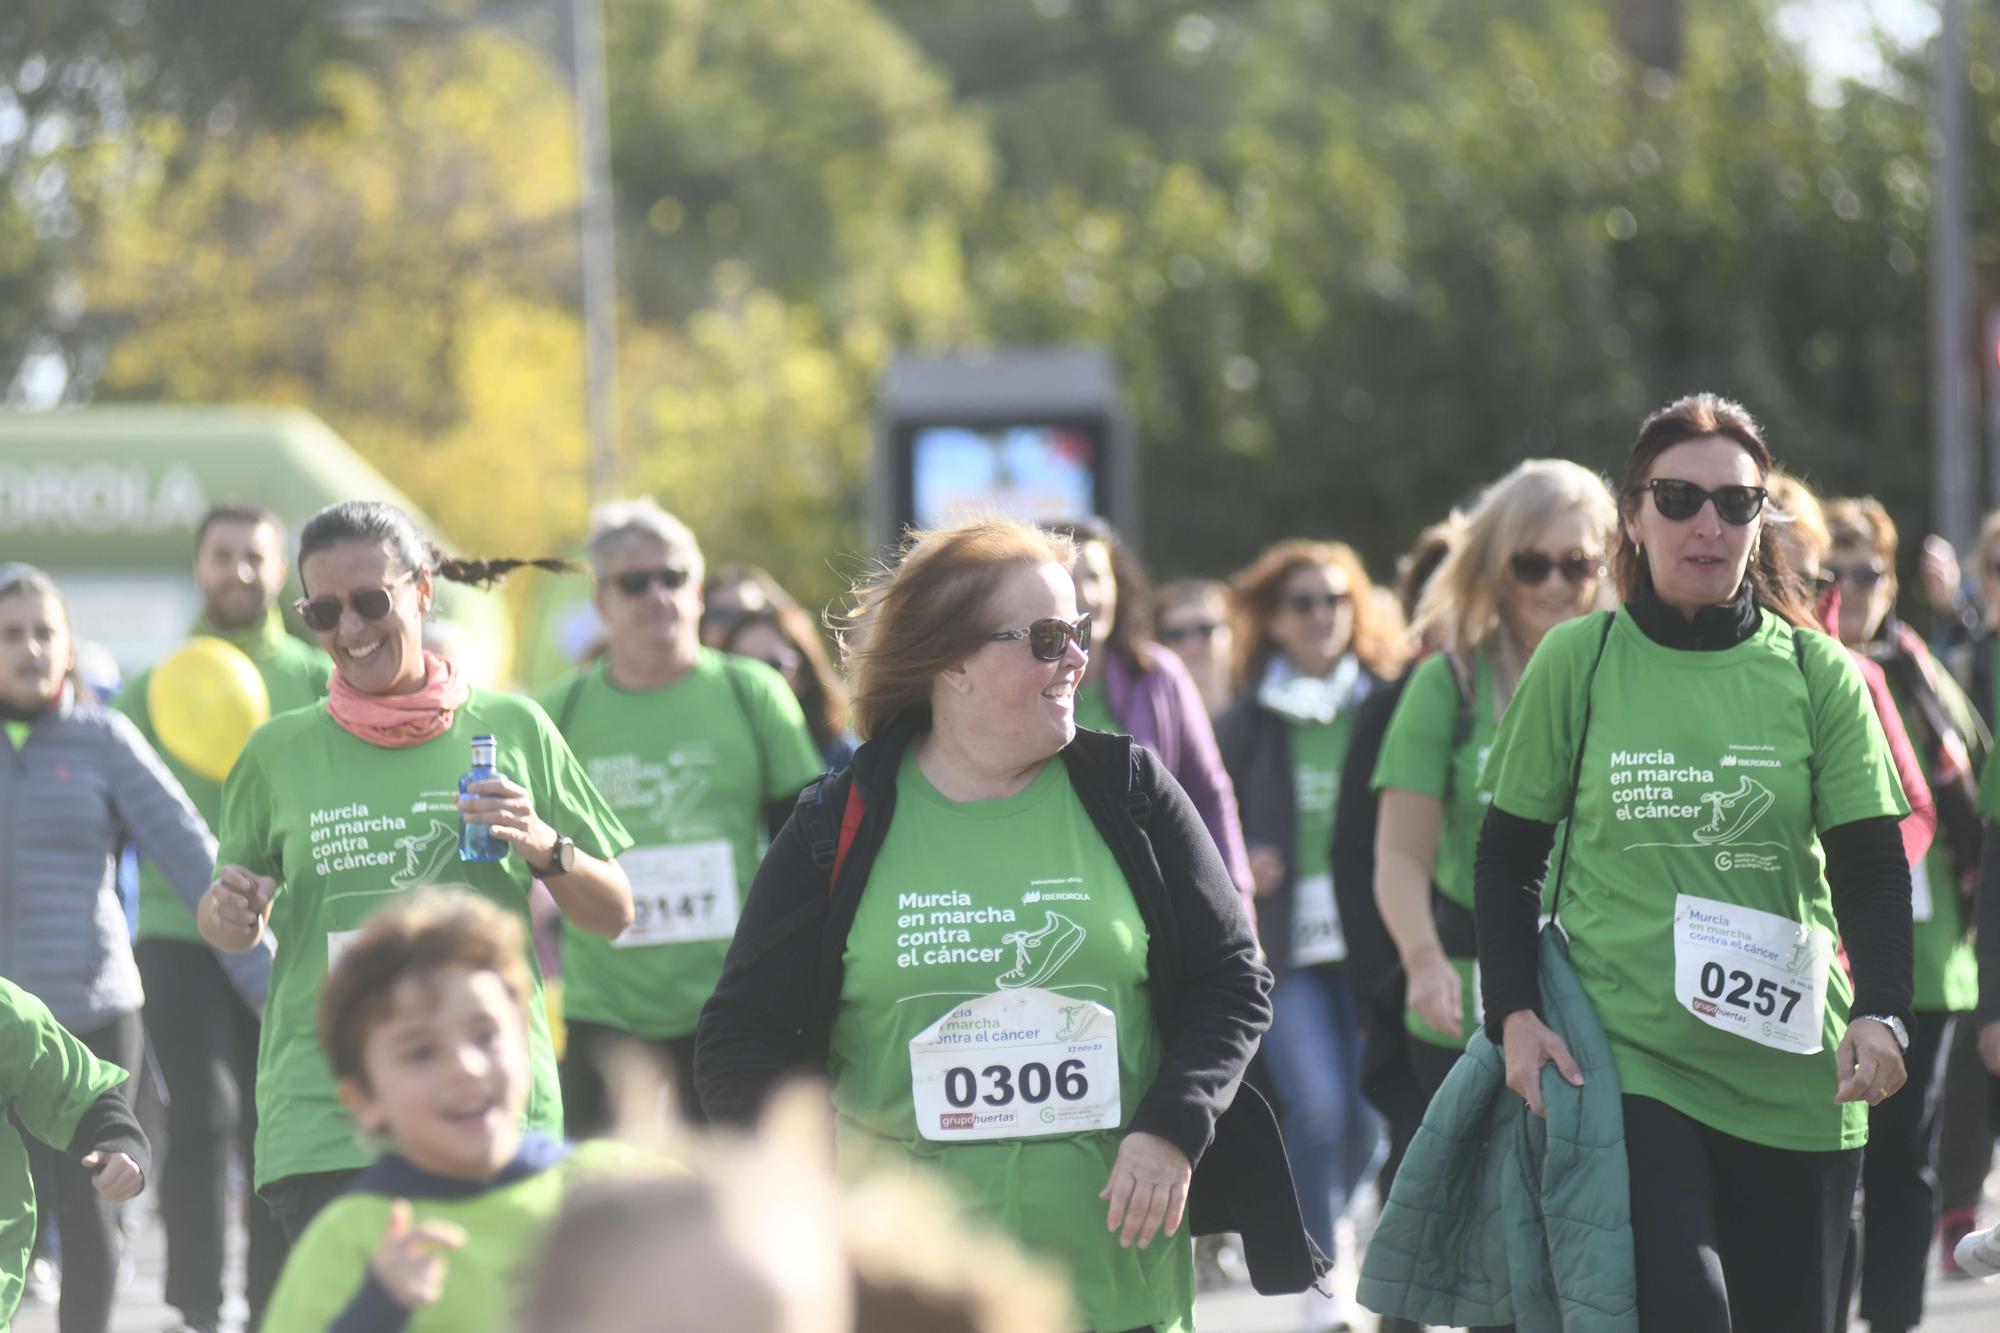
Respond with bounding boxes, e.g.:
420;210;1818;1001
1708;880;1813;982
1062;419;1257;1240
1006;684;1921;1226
338;966;530;1181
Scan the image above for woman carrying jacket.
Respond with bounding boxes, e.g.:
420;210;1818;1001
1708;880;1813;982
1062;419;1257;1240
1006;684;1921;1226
697;518;1281;1333
1478;394;1914;1332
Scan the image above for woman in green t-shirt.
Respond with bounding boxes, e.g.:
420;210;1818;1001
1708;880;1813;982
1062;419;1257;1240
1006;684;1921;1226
698;517;1290;1333
198;501;635;1246
1476;393;1914;1333
1372;461;1615;1098
1215;538;1404;1330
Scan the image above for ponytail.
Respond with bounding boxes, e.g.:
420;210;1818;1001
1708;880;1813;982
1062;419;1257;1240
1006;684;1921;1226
299;501;576;588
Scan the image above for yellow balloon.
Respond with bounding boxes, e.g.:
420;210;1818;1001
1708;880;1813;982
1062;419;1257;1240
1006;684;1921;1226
147;637;271;784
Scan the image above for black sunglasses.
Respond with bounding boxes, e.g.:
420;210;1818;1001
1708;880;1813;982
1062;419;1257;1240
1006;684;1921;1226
603;566;691;597
1824;563;1885;591
295;573;413;633
1281;590;1350;615
1806;571;1839;595
1159;619;1221;645
989;613;1093;662
1508;551;1602;587
1634;478;1768;526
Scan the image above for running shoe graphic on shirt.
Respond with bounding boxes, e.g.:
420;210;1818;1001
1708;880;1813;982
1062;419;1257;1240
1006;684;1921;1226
391;819;460;889
1622;775;1782;858
996;910;1085;989
1055;1002;1100;1042
1690;777;1775;845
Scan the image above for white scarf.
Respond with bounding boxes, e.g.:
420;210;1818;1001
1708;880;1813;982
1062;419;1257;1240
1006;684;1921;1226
1257;653;1365;725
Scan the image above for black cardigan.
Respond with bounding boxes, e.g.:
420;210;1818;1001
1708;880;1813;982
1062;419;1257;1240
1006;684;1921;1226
1216;668;1387;977
696;716;1325;1293
1474;582;1915;1041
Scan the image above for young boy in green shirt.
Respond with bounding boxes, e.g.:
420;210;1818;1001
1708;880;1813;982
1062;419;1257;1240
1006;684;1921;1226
262;891;632;1331
0;977;149;1333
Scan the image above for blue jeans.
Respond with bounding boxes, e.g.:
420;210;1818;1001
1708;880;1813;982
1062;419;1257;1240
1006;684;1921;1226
1262;963;1382;1253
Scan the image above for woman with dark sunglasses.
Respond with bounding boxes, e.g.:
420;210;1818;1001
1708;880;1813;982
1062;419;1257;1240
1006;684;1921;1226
1371;462;1615;1116
1216;538;1404;1330
700;517;1302;1333
1815;496;1988;1329
1049;519;1252;916
721;603;859;770
1465;394;1914;1333
1156;580;1235;718
196;500;635;1243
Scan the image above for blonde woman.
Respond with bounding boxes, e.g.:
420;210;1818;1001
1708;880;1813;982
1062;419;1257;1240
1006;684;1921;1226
1370;461;1616;1107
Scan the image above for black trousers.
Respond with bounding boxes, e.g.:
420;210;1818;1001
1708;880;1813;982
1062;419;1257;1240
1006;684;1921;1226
1625;1094;1862;1333
1843;1010;1953;1331
260;1168;362;1245
137;938;284;1332
560;1019;707;1138
1937;1014;2000;1216
22;1010;144;1333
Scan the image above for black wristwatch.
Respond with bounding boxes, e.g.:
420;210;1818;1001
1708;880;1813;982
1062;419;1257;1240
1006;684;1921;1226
530;832;577;879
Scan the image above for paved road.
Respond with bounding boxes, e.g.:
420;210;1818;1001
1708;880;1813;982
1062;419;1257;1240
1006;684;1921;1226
15;1202;1997;1332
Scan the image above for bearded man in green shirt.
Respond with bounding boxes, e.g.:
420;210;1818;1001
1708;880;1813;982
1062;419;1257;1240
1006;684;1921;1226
542;499;824;1131
115;503;329;1333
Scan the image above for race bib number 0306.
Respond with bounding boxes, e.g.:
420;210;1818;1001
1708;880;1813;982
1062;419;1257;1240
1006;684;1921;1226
1672;893;1830;1054
613;841;739;948
909;987;1121;1143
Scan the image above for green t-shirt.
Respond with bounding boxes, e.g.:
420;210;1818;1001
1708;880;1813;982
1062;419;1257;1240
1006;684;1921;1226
1;721;26;751
1288;714;1352;967
1073;680;1118;735
261;1137;637;1332
0;977;129;1332
537;651;823;1039
828;755;1193;1333
1486;609;1907;1152
115;611;332;944
1372;651;1495;1048
1888;689;1978;1013
215;690;632;1188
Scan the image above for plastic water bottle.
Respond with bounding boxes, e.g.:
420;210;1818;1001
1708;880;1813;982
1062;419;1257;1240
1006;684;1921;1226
458;735;507;863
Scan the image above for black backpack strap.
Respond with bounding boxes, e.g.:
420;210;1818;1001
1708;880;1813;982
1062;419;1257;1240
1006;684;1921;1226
795;771;848;872
1546;611;1617;924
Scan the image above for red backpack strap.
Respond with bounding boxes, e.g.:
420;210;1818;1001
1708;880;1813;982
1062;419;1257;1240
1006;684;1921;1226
829;784;867;896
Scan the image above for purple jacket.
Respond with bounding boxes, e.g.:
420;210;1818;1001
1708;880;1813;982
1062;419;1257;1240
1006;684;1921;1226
1100;645;1254;902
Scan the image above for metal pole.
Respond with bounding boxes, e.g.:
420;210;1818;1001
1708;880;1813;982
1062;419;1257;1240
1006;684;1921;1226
1932;0;1976;548
571;0;620;502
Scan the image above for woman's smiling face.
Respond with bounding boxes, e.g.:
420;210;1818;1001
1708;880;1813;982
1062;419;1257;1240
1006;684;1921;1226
299;540;433;696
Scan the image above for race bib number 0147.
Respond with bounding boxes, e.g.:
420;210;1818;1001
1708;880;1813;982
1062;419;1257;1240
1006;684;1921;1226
910;988;1121;1143
1672;892;1830;1054
613;841;739;948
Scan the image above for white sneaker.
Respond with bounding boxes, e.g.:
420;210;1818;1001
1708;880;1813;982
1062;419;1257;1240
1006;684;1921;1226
1956;1223;2000;1279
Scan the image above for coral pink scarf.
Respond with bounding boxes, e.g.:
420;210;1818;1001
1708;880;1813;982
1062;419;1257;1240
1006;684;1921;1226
328;651;469;749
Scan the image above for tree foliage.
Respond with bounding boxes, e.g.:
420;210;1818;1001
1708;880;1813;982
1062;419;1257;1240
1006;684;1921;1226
14;0;2000;660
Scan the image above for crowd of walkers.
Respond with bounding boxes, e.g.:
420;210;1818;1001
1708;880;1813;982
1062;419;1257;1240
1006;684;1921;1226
3;389;2000;1332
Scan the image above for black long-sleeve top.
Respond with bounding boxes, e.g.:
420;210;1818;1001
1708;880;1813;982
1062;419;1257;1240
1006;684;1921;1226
1474;581;1916;1043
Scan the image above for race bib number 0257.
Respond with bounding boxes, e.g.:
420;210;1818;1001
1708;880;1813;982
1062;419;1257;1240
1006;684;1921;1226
909;988;1121;1143
613;841;739;948
1672;893;1830;1054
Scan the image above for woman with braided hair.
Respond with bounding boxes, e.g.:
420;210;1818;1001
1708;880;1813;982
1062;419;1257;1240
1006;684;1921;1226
197;500;635;1243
